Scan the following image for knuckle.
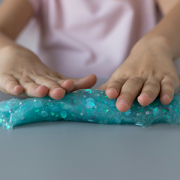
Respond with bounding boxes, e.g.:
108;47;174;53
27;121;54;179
114;78;125;84
145;80;160;90
108;85;118;90
127;77;142;84
48;81;59;87
2;78;18;92
37;76;58;86
142;90;155;97
163;79;174;87
50;77;60;81
108;81;119;88
1;75;11;83
36;76;48;82
162;90;174;97
107;80;123;90
165;76;179;91
6;80;16;87
1;75;15;86
53;71;61;78
20;77;32;84
107;85;118;91
161;79;175;96
50;77;63;84
120;91;133;101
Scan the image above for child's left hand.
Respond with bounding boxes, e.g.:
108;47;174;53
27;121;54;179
97;38;180;112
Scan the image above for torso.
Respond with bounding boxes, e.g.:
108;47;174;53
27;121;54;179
32;0;158;78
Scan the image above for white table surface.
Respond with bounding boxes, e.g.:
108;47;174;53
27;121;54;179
0;79;180;180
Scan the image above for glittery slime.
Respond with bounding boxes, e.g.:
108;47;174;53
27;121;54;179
0;89;180;130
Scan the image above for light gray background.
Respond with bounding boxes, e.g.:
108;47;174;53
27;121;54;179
1;1;180;180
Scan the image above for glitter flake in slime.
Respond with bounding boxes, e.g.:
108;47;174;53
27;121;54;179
0;89;180;130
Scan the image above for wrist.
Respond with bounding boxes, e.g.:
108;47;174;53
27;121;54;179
130;35;173;60
0;44;31;54
0;44;37;62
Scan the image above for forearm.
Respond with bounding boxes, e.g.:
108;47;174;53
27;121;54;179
138;1;180;60
0;31;18;50
0;0;33;50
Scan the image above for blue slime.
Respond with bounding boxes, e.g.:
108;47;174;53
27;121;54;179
0;89;180;130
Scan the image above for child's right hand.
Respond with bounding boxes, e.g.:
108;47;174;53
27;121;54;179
0;45;97;99
0;0;97;100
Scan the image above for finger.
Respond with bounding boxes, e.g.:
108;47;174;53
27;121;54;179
59;79;74;92
71;74;97;91
160;76;178;105
105;79;127;99
32;76;66;100
0;87;12;95
0;74;24;96
116;77;144;112
47;76;74;92
97;83;107;90
19;77;49;98
137;78;161;106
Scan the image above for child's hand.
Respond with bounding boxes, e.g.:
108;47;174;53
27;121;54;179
0;45;97;99
98;38;179;112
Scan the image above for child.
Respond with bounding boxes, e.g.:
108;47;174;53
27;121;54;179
0;0;179;113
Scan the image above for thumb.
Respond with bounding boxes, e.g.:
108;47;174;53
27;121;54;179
71;74;97;91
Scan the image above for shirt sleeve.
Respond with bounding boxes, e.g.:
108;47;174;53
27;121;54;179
26;0;40;16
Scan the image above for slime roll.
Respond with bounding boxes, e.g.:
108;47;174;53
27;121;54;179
0;89;180;130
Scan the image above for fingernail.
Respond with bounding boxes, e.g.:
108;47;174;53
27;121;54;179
118;99;129;106
140;93;151;98
62;80;67;85
14;85;20;90
36;86;42;90
52;88;62;93
162;94;170;100
107;88;118;93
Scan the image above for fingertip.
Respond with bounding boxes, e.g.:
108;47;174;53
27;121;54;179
36;85;49;97
137;94;152;106
50;88;66;100
86;74;97;85
116;103;130;112
13;85;24;95
73;74;97;90
106;88;118;99
161;94;171;105
90;74;97;81
61;79;74;91
88;73;96;77
116;99;130;112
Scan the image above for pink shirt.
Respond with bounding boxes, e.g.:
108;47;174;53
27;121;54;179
27;0;158;79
